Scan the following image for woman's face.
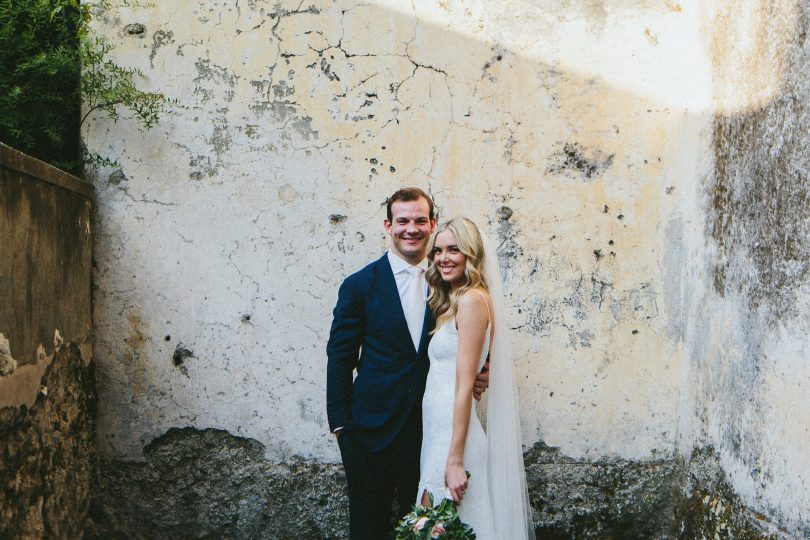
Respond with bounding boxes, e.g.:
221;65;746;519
433;229;467;288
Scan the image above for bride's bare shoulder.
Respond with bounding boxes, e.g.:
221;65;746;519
457;288;490;316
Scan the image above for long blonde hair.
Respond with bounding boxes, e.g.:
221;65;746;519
426;218;488;331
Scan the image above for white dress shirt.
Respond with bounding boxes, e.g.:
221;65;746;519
387;251;429;349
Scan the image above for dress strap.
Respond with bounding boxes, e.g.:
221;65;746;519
469;288;494;345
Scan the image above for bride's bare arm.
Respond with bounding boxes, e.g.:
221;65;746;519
445;290;489;503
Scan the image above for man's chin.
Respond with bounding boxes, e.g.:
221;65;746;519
399;247;426;259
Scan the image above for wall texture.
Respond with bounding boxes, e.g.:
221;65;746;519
683;1;810;536
0;144;96;538
82;1;808;537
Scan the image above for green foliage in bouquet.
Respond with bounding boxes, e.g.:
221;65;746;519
395;493;476;540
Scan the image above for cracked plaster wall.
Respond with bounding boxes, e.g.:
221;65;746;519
88;0;699;464
84;0;807;536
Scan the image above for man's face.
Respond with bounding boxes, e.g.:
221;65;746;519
384;197;436;264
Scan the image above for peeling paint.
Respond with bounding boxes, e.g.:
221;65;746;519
546;142;615;181
0;333;17;376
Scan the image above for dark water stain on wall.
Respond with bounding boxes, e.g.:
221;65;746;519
702;5;810;535
710;4;810;326
0;144;93;365
546;142;614;181
494;205;523;283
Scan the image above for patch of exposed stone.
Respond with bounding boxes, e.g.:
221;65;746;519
86;430;805;539
0;343;97;539
676;447;798;540
524;441;681;539
86;427;348;539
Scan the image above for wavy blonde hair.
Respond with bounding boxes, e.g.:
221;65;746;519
426;217;488;331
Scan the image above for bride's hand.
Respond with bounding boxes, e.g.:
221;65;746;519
445;462;468;503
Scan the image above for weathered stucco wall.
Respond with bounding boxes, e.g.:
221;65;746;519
88;0;697;463
680;1;810;536
0;145;96;538
83;1;808;537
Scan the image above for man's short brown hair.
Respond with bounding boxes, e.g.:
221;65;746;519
386;187;435;221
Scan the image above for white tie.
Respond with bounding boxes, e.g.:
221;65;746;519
405;267;425;350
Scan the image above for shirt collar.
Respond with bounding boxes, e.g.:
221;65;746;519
387;251;428;274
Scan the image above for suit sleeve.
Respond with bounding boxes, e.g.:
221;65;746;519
326;275;364;432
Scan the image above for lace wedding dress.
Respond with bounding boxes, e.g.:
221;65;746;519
417;314;497;539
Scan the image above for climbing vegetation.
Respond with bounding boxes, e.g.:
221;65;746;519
0;0;174;174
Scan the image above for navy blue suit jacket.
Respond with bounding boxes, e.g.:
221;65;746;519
327;253;434;453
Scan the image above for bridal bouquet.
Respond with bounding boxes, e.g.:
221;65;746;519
395;493;476;540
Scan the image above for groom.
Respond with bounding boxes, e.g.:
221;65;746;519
327;187;487;539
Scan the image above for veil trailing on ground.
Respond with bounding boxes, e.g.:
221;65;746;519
479;230;536;540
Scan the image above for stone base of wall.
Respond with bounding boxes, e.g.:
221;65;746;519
86;428;348;540
0;343;97;539
525;442;681;539
86;429;801;539
676;447;797;540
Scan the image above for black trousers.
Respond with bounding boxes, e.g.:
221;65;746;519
338;416;422;540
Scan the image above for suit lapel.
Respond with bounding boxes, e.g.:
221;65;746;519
375;255;415;353
417;305;434;356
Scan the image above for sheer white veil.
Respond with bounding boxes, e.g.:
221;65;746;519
479;230;536;540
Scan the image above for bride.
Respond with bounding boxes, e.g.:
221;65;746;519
417;217;535;539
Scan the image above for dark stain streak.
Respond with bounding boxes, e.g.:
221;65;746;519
496;206;513;222
495;207;522;282
710;24;809;324
172;345;194;377
150;30;174;67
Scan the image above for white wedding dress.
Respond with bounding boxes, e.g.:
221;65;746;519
418;313;497;539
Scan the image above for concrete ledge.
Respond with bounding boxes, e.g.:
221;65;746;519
0;143;93;200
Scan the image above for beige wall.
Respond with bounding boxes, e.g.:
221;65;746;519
85;1;809;533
